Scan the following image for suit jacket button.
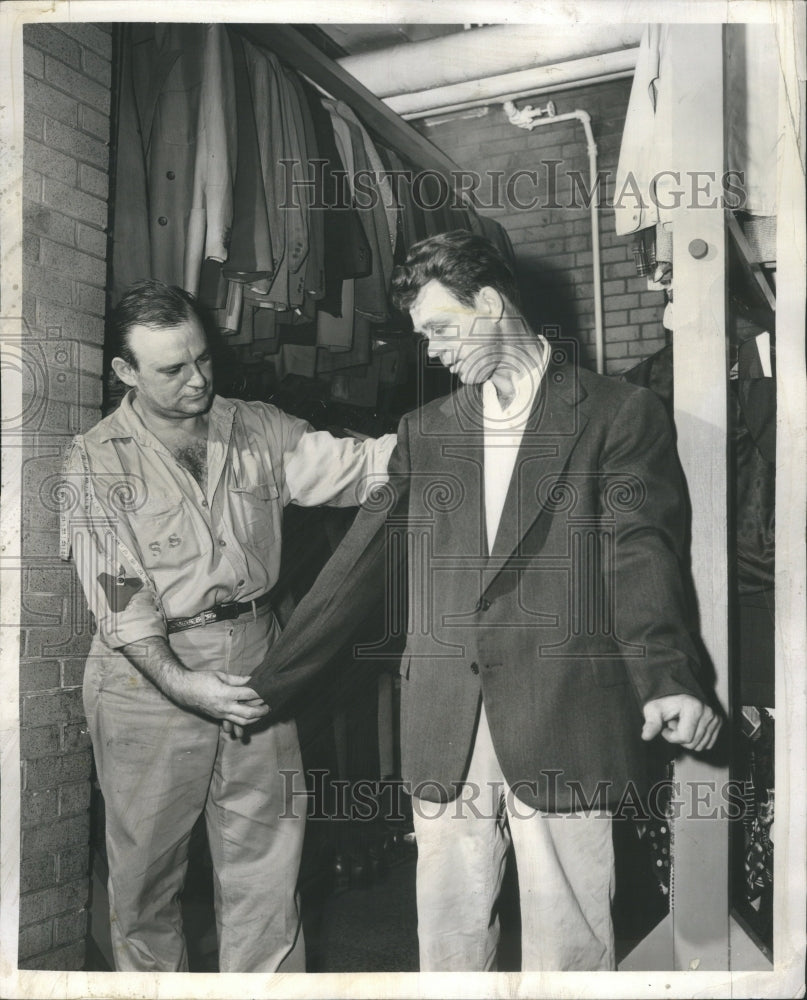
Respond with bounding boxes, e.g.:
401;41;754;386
158;216;168;226
470;662;479;675
476;597;490;612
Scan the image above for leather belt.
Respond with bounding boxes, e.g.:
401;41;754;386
166;591;273;635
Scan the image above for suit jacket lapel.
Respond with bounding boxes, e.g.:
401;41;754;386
483;357;588;592
435;383;488;560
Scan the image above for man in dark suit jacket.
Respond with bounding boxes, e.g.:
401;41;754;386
249;231;721;971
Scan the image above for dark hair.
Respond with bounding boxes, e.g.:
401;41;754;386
391;230;521;313
110;279;203;369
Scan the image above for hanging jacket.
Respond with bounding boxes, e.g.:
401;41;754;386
242;37;287;284
272;55;310;311
110;23;150;301
240;39;307;313
376;143;408;263
286;70;325;305
325;99;393;323
221;32;274;285
183;25;237;294
334;103;398;262
316;109;358;351
111;24;236;300
299;78;371;317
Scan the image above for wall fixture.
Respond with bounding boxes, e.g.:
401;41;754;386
504;99;605;374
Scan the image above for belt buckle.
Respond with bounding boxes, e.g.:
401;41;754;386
218;602;240;622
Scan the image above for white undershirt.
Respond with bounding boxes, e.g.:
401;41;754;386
482;341;549;551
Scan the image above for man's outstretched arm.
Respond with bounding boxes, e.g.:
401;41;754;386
248;418;411;715
599;386;723;751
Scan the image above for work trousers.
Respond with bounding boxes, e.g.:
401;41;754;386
83;605;307;972
412;703;615;971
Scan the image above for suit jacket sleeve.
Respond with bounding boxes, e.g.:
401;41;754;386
249;416;411;709
602;385;707;705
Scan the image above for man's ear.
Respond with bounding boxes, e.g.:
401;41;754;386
111;356;137;387
476;286;505;320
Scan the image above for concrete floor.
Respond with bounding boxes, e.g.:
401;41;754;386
87;811;669;972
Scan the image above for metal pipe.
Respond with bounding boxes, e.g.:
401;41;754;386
338;24;644;98
404;69;634;122
503;101;606;374
386;49;639;118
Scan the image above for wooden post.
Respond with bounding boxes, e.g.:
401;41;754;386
619;24;732;972
771;1;807;979
668;23;730;971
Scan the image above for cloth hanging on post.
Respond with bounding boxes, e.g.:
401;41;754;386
615;24;779;241
734;333;776;708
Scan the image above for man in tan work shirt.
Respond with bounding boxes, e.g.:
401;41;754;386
60;279;395;972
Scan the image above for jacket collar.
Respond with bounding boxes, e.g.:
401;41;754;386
481;350;590;590
436;341;586;429
428;348;587;569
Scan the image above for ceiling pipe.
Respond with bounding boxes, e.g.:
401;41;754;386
402;71;634;121
337;23;643;98
387;49;639;118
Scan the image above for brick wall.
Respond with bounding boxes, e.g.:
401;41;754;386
415;78;668;374
19;21;112;970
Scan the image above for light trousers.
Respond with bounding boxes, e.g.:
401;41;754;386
412;702;615;971
83;606;307;972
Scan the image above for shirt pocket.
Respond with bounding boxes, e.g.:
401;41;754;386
129;496;200;572
229;481;280;547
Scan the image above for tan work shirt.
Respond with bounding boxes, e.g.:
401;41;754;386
60;391;395;650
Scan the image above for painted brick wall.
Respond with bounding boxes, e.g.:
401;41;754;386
20;21;112;971
415;78;668;374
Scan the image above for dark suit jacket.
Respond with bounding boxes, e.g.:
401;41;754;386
251;348;707;810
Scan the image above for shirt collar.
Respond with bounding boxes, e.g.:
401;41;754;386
97;390;236;444
482;337;549;419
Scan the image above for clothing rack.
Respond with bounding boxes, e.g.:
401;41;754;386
229;24;464;187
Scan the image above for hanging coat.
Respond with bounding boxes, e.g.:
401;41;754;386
111;24;236;300
325;99;393;323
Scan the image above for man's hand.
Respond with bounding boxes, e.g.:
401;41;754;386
120;636;269;726
641;694;721;752
170;670;269;726
221;716;270;739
